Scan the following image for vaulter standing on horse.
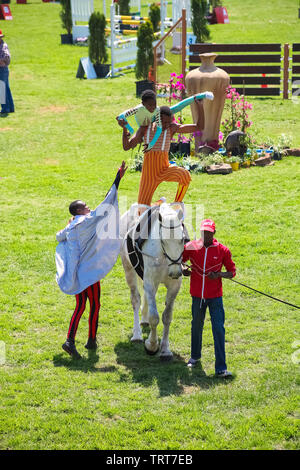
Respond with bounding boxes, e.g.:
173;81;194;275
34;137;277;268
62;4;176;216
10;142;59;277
118;95;205;207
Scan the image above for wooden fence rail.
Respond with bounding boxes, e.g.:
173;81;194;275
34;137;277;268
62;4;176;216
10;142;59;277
292;43;300;97
188;43;292;98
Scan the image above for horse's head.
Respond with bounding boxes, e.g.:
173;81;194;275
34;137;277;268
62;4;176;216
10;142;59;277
158;203;187;279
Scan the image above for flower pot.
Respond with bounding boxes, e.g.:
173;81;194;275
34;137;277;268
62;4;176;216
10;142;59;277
242;159;251;168
135;80;155;98
272;151;282;161
179;142;190;157
16;0;27;4
93;63;110;78
230;162;239;171
60;34;73;45
169;142;179;155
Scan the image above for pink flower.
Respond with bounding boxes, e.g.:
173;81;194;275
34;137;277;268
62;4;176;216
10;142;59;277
236;121;241;128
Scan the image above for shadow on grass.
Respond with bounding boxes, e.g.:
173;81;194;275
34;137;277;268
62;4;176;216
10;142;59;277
114;337;234;397
52;349;117;374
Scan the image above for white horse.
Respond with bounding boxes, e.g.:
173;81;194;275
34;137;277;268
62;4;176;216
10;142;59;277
120;202;188;360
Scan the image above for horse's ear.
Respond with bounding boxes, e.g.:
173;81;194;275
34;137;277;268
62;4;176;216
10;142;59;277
177;208;184;222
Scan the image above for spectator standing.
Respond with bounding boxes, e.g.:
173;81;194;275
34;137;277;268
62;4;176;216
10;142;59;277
0;30;14;114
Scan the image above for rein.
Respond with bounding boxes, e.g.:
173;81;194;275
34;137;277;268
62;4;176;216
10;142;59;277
134;210;184;267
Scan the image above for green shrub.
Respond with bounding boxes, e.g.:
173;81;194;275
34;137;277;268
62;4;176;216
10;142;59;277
60;0;72;35
88;12;108;65
191;0;211;43
149;3;161;32
135;21;155;80
118;0;130;16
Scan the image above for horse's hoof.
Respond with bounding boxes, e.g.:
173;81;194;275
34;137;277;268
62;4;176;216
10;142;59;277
160;355;173;362
144;344;159;356
140;322;149;327
131;338;143;343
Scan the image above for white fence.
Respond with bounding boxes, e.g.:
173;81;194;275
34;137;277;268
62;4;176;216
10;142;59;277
71;0;94;42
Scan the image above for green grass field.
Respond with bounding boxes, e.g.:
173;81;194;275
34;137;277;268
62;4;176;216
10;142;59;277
0;0;299;451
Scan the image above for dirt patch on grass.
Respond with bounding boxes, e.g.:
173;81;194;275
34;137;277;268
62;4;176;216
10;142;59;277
39;105;68;115
0;127;13;131
44;158;60;166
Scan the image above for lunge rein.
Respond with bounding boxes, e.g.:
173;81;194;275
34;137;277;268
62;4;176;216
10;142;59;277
182;260;300;310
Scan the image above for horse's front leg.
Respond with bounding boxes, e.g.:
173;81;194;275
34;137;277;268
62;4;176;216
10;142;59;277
140;294;149;327
143;279;160;355
160;278;182;361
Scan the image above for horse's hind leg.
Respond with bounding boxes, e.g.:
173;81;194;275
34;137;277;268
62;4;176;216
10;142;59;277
121;255;143;342
160;279;182;361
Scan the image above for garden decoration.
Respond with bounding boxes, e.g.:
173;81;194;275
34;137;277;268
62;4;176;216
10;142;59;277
117;91;213;151
225;130;247;157
221;85;254;161
186;53;230;154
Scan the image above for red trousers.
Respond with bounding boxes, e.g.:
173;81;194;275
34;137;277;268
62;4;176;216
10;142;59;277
67;282;101;341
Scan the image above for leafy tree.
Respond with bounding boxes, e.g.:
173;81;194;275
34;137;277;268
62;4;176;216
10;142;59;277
135;21;155;80
88;12;108;65
191;0;211;43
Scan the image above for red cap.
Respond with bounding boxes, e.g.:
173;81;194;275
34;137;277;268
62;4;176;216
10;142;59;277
0;31;4;38
200;219;215;232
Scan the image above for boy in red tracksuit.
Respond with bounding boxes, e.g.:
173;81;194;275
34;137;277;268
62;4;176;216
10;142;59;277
182;219;236;377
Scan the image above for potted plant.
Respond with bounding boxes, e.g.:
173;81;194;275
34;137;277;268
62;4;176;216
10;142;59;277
60;0;73;45
227;155;241;171
135;21;155;97
88;12;110;78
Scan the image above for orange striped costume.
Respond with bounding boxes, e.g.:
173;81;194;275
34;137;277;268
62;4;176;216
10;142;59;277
138;123;192;206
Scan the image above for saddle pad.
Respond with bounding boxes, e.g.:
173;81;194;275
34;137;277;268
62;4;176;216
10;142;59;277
127;233;144;280
126;206;158;279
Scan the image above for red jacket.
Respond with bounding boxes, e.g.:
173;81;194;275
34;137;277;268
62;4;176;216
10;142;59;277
182;239;236;299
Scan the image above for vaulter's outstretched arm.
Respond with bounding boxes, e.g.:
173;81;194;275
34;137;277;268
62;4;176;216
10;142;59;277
173;98;205;135
170;91;213;115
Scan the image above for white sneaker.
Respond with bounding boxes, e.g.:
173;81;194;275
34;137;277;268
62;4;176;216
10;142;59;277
215;370;232;378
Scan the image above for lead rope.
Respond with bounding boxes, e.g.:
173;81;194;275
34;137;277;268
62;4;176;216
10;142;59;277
182;261;300;310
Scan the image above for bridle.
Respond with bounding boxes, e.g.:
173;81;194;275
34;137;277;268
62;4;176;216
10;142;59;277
158;213;184;267
128;207;186;269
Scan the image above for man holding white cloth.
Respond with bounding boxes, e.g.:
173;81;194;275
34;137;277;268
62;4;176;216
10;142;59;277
55;162;127;359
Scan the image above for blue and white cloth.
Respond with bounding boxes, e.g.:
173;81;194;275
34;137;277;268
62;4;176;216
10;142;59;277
55;183;121;295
